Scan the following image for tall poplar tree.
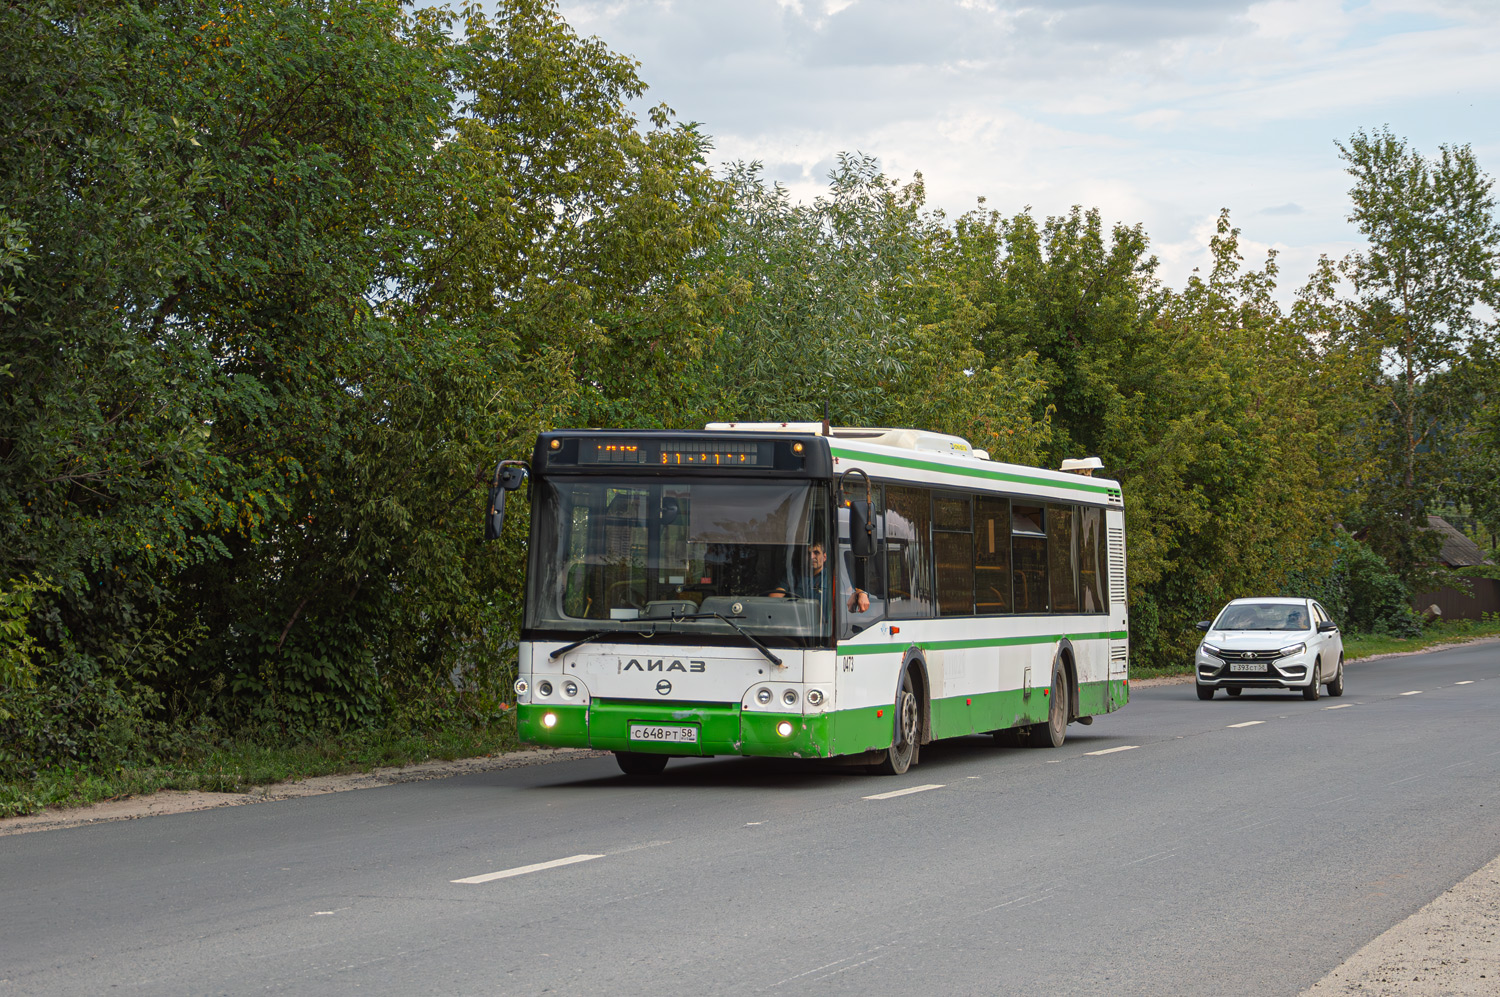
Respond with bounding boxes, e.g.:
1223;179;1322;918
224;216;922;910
1337;127;1500;582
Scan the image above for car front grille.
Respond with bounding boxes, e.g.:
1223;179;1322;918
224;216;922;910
1216;648;1281;663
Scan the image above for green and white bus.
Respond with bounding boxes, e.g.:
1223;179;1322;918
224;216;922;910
485;423;1129;776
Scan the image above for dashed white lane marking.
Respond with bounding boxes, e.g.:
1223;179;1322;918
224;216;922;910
864;783;944;800
452;853;604;884
1455;680;1474;685
1084;745;1140;756
1401;690;1423;696
1325;704;1353;710
1227;720;1265;728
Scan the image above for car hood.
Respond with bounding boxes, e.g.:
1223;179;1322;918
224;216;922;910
1205;629;1312;649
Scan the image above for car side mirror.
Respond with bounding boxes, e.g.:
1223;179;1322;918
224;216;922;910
1195;620;1211;631
1317;621;1338;633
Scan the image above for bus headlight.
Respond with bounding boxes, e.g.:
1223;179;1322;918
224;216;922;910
562;680;578;698
806;689;824;707
514;679;529;696
538;680;554;698
756;687;773;705
782;689;798;707
776;721;794;737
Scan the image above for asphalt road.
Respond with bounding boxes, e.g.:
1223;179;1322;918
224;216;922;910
4;642;1499;997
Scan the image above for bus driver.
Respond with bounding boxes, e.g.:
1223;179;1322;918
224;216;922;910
769;542;870;612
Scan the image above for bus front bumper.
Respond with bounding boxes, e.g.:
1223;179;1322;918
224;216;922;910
517;700;833;759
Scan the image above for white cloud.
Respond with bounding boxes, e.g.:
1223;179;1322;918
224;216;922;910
552;0;1500;300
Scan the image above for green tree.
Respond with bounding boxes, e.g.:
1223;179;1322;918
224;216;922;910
1336;127;1500;583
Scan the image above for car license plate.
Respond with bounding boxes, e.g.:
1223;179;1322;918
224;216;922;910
629;724;697;744
1229;662;1266;673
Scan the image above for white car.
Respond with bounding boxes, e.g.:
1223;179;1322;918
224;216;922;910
1194;597;1345;700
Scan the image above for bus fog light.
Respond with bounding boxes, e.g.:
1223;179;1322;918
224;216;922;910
514;679;529;696
782;689;798;707
538;680;554;698
776;721;794;737
806;689;824;706
756;687;772;705
542;712;558;728
563;680;578;698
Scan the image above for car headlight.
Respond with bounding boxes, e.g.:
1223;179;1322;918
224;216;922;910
1278;642;1306;657
1201;643;1221;657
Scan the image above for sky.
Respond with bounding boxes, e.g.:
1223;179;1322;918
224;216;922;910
551;0;1500;302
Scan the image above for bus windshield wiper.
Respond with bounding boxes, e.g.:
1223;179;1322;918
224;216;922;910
548;625;657;660
667;612;783;668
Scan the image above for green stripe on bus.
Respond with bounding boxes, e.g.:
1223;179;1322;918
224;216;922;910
837;630;1128;656
830;447;1118;495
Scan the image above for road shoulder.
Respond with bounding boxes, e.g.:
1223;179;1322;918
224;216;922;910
0;747;608;836
1301;851;1500;996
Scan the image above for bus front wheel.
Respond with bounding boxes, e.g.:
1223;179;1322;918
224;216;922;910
615;751;669;777
870;670;920;775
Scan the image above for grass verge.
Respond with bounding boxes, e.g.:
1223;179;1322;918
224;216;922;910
1;710;519;820
1342;616;1500;660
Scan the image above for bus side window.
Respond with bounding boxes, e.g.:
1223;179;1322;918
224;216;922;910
886;485;935;618
975;496;1010;614
1012;504;1047;613
1078;506;1105;614
1048;504;1079;614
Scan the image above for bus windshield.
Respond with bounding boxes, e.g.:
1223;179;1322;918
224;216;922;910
526;479;832;639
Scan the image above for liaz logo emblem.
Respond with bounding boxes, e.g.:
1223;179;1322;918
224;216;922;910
622;658;706;673
656;680;672;696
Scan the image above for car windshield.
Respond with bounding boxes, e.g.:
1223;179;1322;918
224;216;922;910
526;478;831;639
1214;603;1310;631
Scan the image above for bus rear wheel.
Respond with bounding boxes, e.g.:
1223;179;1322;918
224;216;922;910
615;751;669;777
870;670;920;775
1031;659;1069;748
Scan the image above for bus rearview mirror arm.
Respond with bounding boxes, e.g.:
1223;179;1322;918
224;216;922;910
839;467;875;558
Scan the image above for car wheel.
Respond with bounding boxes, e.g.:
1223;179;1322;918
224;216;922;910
615;751;669;776
1302;660;1322;701
1226;687;1242;697
1326;656;1345;697
1196;684;1215;700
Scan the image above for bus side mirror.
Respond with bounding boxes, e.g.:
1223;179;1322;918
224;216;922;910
484;464;528;542
849;500;874;558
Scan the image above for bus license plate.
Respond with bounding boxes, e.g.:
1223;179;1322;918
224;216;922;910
629;724;697;744
1229;663;1266;673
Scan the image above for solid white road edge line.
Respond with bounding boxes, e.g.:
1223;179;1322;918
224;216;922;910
864;783;945;800
1084;745;1140;756
452;853;605;884
1226;721;1265;728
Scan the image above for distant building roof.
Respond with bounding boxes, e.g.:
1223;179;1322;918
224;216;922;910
1426;516;1491;567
